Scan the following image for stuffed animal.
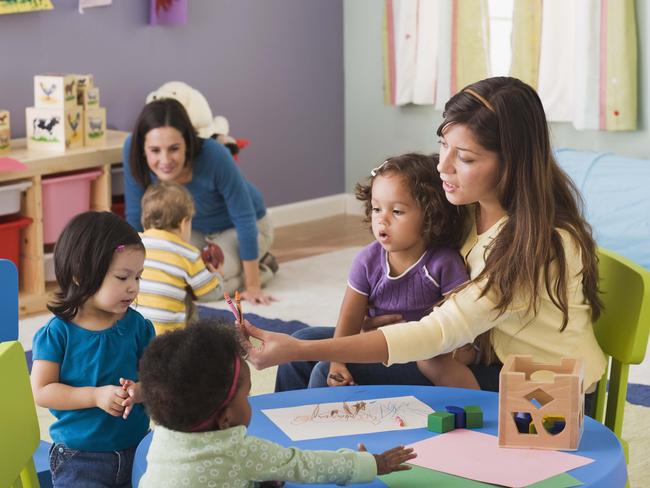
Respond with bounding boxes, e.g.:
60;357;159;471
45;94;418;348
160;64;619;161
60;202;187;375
146;81;241;156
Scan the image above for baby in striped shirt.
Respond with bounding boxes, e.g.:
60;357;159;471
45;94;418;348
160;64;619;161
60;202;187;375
136;181;223;334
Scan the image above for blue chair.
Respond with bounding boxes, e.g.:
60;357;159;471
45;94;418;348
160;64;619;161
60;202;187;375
0;259;19;342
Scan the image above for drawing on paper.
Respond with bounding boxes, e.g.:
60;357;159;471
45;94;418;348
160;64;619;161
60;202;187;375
262;395;434;441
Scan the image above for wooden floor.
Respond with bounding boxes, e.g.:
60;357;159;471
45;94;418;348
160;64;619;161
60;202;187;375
270;214;373;263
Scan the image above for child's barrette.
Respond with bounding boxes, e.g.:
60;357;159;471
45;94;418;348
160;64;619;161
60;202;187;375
370;159;389;177
115;245;126;252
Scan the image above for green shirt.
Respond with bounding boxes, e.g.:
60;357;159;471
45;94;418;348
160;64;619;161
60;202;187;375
139;425;377;487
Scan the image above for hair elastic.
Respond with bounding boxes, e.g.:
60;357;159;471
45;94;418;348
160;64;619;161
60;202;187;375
188;354;241;432
464;88;495;113
115;244;126;252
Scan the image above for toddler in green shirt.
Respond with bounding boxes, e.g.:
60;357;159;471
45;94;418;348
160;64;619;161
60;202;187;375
138;319;416;487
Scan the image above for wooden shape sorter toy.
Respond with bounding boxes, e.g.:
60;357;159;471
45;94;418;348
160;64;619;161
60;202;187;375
498;355;584;451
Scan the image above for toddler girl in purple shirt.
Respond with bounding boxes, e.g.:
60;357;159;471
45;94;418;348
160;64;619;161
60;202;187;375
275;153;482;391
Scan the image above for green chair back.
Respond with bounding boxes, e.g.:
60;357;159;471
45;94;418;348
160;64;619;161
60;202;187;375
593;248;650;459
0;341;41;488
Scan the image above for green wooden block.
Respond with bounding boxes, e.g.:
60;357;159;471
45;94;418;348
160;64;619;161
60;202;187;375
427;412;455;433
464;405;483;428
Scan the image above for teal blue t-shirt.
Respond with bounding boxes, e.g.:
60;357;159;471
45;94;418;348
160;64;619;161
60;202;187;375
32;308;155;452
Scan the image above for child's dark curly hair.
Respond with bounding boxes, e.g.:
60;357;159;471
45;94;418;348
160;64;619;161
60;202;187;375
355;153;466;248
139;319;244;432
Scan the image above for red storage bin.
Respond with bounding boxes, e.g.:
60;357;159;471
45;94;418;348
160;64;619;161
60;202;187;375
41;169;102;244
0;216;32;268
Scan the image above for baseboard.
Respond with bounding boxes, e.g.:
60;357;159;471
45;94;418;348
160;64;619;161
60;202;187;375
268;193;363;227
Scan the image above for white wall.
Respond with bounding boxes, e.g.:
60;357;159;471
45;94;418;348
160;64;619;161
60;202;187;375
344;0;650;192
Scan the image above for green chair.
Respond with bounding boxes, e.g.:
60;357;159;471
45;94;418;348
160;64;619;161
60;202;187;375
593;248;650;460
0;341;41;488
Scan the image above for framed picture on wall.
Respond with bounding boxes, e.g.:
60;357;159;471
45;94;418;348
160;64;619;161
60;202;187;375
0;0;53;15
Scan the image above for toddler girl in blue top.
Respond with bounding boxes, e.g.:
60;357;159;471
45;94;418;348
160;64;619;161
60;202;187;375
31;211;155;488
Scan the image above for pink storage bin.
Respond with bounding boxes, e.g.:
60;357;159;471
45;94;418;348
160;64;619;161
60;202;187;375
42;169;102;244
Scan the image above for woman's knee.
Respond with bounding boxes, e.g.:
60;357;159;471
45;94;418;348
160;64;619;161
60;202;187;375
308;362;330;388
292;326;334;340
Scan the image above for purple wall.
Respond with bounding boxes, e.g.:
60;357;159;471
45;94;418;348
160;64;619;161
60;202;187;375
0;0;344;206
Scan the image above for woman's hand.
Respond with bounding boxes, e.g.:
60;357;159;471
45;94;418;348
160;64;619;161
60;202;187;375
240;320;298;369
361;313;403;332
327;362;355;387
241;285;277;305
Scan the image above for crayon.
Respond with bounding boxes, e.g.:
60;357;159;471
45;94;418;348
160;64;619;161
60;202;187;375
395;416;405;427
235;290;243;322
223;292;240;322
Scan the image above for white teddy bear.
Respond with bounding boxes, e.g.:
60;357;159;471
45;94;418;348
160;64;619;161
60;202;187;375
145;81;231;141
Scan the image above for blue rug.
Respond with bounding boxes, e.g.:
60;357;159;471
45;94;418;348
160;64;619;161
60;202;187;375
196;305;309;335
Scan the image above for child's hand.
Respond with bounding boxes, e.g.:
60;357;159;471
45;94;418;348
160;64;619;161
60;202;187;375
361;313;403;332
119;378;142;419
94;385;128;417
327;362;355;387
358;443;416;475
206;261;224;275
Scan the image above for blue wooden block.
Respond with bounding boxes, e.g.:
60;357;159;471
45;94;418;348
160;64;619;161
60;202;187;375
445;405;466;428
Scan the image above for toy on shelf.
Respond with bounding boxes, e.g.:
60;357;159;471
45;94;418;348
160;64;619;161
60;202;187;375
0;109;9;154
26;72;107;152
498;355;584;451
146;81;247;160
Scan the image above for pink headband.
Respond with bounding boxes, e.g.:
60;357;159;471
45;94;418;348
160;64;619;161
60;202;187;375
189;355;241;432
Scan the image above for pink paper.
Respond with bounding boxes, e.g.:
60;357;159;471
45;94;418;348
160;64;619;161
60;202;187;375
407;430;593;487
0;158;27;172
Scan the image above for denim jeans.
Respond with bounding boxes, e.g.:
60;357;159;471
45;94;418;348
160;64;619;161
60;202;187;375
49;443;136;488
275;326;505;391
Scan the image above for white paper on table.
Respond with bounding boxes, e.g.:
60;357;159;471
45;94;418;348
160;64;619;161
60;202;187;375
261;395;434;441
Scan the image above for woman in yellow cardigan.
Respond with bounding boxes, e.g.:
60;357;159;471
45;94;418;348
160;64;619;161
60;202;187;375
243;77;607;411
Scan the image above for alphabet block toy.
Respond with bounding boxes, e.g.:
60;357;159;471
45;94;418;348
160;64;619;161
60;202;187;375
0;110;9;154
26;105;84;152
464;405;484;428
445;406;466;428
82;87;100;110
427;412;455;433
498;355;584;451
34;74;78;109
84;107;106;147
75;73;94;105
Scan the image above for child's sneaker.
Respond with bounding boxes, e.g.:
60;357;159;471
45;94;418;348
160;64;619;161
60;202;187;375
260;252;279;274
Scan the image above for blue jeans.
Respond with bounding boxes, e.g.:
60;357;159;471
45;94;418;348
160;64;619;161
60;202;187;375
274;326;505;392
49;443;136;488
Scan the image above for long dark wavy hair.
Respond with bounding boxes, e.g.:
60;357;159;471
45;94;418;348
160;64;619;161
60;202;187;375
47;211;145;321
437;77;601;331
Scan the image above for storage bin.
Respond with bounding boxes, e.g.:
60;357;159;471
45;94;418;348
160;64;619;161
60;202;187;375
44;252;55;282
0;181;32;217
111;165;124;197
0;216;32;268
41;169;102;244
111;200;125;218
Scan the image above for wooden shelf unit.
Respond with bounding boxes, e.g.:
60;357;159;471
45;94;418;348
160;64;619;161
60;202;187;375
0;130;129;317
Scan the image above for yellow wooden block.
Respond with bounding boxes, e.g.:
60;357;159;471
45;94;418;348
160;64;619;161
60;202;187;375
0;128;10;154
82;87;100;110
0;109;9;131
26;105;84;152
84;107;106;147
34;74;78;109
